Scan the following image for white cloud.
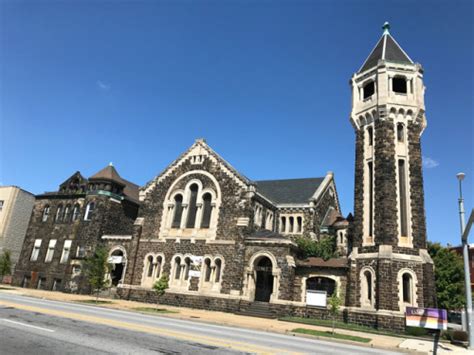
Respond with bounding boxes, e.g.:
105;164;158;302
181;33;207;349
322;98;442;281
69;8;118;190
423;156;440;169
96;80;111;91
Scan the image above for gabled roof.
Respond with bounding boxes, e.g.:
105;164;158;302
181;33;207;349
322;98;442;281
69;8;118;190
255;177;324;204
359;22;414;73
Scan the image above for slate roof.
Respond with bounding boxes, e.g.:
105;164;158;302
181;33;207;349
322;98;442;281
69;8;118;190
254;177;324;204
359;31;413;73
297;257;348;268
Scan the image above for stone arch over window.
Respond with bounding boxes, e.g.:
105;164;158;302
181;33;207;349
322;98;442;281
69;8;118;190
397;268;418;311
42;205;50;222
244;252;281;302
160;170;221;239
360;266;376;308
300;274;341;304
199;255;225;293
306;276;336;296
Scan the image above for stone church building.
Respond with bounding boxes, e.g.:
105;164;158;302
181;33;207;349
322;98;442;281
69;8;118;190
14;24;435;331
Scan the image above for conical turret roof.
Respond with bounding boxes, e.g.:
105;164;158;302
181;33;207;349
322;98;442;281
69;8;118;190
359;22;414;73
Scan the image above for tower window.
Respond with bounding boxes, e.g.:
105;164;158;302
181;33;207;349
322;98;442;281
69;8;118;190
367;126;374;146
84;202;95;221
393;77;407;94
363;81;375;99
398;160;408;237
397;123;405;142
402;273;413;304
368;161;374;237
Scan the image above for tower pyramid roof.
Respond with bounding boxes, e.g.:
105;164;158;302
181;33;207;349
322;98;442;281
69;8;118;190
359;22;414;73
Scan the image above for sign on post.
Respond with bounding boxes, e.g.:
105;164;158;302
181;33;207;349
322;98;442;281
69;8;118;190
406;307;447;330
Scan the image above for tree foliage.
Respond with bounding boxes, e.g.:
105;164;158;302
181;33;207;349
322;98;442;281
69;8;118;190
328;294;342;334
296;235;337;260
84;245;111;300
153;274;169;302
0;250;12;277
428;242;465;310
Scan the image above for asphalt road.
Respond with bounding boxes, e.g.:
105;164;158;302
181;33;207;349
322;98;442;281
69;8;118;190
0;292;402;354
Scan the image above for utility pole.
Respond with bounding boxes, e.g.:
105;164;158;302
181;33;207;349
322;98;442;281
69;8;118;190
457;172;473;350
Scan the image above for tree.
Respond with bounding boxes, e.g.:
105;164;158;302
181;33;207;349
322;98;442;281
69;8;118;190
153;274;169;308
428;242;465;310
328;294;341;334
0;250;12;280
84;245;111;302
296;235;337;260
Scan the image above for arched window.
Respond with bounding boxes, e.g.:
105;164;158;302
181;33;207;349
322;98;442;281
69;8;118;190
214;259;222;283
296;216;303;233
183;257;191;280
289;217;294;233
280;217;286;233
201;193;212;229
84;202;95;221
171;194;183;228
204;258;212;282
64;205;71;222
365;271;373;303
186;184;199;228
397;123;405;142
393;77;407;94
398;159;408;237
306;277;336;297
156;256;162;279
367;126;374;146
72;204;80;221
55;205;63;222
402;273;413;304
42;206;50;222
146;255;154;277
363;81;375;99
174;257;181;280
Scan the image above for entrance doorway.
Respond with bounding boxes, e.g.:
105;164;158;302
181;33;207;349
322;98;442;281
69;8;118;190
254;257;274;302
109;249;126;286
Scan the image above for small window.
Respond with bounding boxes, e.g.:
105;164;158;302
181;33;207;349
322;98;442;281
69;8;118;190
84;202;95;221
30;239;42;261
365;271;372;302
367;126;374;146
183;257;191;280
156;256;162;279
289;217;294;233
37;277;47;290
147;255;154;277
55;205;64;222
44;239;57;263
60;240;72;264
363;81;375;99
296;216;303;233
174;257;181;280
76;246;86;258
0;200;4;211
72;204;80;221
204;258;212;282
393;77;407;94
64;205;71;222
42;206;50;222
186;184;199;228
397;123;404;142
214;259;222;283
280;217;286;233
402;273;413;304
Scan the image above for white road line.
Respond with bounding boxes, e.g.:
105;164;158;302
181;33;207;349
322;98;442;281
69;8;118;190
0;318;55;333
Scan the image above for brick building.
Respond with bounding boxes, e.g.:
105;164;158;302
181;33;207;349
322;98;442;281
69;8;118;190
14;24;436;331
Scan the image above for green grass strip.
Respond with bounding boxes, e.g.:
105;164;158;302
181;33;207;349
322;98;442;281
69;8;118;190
292;328;372;343
132;307;178;314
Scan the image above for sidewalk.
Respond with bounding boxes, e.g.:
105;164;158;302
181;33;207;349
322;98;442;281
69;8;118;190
0;285;469;354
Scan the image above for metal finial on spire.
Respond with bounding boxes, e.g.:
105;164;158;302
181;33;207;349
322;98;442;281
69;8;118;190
382;21;390;35
109;162;113;167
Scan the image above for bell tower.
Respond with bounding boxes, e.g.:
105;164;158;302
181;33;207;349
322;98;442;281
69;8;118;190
347;23;435;326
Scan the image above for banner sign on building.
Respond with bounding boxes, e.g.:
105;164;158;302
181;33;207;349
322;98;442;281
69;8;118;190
306;290;327;307
406;307;447;330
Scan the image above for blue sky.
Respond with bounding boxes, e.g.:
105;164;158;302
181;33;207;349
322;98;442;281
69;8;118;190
1;0;472;246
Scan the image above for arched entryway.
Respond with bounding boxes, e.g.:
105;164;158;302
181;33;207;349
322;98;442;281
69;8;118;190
254;257;274;302
109;248;126;287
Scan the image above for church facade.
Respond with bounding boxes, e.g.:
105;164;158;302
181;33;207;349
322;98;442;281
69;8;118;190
14;24;435;331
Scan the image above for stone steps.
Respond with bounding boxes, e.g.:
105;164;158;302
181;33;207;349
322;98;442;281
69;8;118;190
236;301;277;319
